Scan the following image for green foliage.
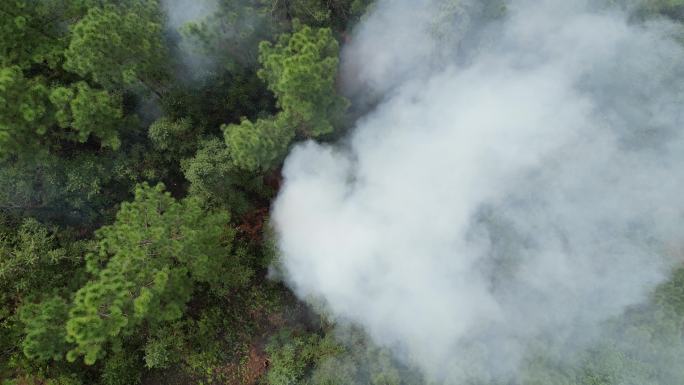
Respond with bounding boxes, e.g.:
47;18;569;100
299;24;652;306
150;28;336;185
151;285;285;383
217;21;347;190
160;68;276;132
269;0;372;30
264;327;424;385
292;0;335;25
224;115;295;173
47;374;84;385
309;358;359;385
654;266;684;318
182;138;235;204
64;3;167;91
50;82;123;149
182;138;272;213
65;183;251;365
258;23;349;137
0;150;134;225
0;0;371;383
0;218;85;305
7;1;684;384
100;351;142;385
0;1;75;68
0;66;51;153
180;1;278;70
306;327;425;385
1;373;84;385
147;116;201;179
143;332;180;369
148;117;194;155
265;331;333;385
0;67;124;156
18;297;70;362
0;218;88;383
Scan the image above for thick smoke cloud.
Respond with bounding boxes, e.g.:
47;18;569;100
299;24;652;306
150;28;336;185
273;0;684;382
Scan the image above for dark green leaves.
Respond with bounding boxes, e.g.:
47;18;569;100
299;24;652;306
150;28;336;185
19;297;70;362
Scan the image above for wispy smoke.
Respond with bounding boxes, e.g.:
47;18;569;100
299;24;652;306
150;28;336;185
272;0;684;382
162;0;218;32
162;0;274;79
161;0;219;79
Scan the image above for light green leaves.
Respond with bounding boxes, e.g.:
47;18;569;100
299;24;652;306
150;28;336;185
258;23;348;137
0;66;50;150
219;23;347;175
224;115;295;173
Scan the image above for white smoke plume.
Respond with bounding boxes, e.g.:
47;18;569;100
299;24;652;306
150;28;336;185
272;0;684;382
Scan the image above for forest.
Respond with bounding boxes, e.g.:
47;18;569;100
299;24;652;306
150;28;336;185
2;0;684;384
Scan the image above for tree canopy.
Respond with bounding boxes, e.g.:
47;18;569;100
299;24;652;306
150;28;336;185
66;183;250;365
1;1;683;385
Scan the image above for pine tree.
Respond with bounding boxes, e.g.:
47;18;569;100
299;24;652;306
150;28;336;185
258;22;348;137
66;183;251;364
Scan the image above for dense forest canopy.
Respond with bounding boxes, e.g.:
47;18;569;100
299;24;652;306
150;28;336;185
1;0;684;384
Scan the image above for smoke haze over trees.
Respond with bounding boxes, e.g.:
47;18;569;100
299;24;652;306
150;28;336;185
274;0;684;382
1;0;684;385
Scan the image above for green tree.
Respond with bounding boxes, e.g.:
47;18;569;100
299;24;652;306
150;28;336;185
182;138;272;213
180;1;278;70
64;2;168;93
0;66;52;154
223;115;295;173
18;297;71;362
0;217;87;380
0;1;76;68
640;0;684;19
217;22;349;183
65;183;251;364
0;150;133;225
268;0;372;30
0;218;85;306
265;331;333;385
50;82;123;149
148;117;193;153
0;69;125;155
258;23;348;137
147;116;201;170
100;350;143;385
